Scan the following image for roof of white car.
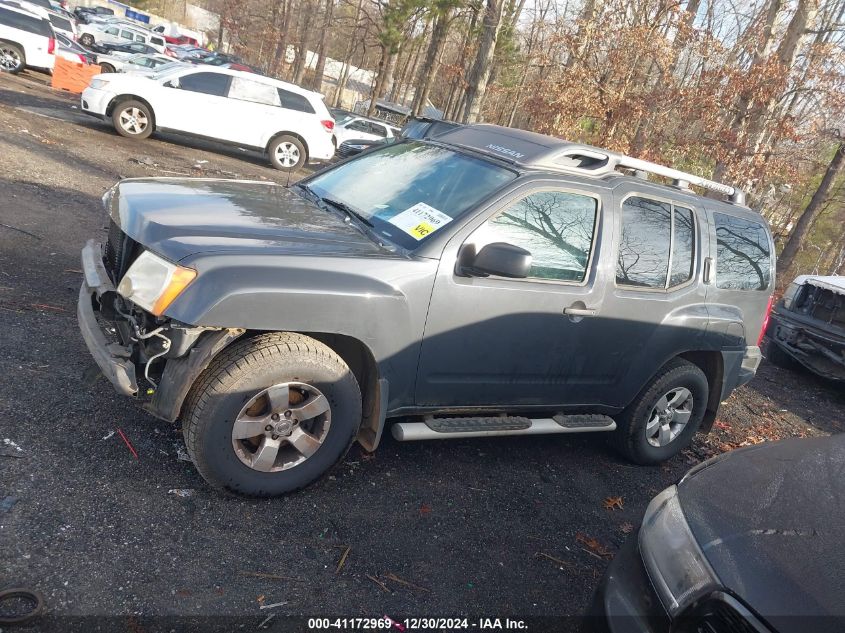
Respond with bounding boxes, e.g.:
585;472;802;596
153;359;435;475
0;0;50;20
794;275;845;295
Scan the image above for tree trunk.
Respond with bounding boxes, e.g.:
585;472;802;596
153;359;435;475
412;11;451;116
778;143;845;273
461;0;507;123
332;0;365;107
292;0;316;85
367;46;393;116
311;0;335;92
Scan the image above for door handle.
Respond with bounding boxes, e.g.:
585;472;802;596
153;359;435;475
563;306;598;317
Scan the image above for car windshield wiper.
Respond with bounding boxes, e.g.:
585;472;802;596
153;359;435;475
321;197;374;227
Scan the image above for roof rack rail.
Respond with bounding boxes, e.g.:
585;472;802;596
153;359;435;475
549;147;747;205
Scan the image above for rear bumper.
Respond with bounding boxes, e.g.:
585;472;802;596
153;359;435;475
737;345;762;387
77;240;138;396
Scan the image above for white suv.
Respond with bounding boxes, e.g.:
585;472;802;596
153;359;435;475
81;67;336;171
333;115;400;146
78;21;165;52
0;2;54;73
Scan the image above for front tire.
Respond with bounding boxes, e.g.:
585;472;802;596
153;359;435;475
111;99;154;139
183;333;362;497
80;33;95;47
611;359;708;464
0;43;25;74
99;63;115;73
268;134;307;171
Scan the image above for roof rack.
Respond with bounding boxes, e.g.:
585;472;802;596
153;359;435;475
538;146;747;206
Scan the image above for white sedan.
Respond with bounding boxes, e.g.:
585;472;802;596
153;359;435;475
80;66;336;171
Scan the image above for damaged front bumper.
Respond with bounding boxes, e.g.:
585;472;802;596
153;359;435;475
768;310;845;381
77;240;139;396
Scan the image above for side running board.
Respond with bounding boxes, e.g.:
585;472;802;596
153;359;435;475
391;414;616;441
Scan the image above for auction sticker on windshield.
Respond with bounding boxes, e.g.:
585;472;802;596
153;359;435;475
388;202;452;240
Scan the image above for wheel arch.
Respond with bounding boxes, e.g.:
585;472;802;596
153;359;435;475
106;94;157;127
152;329;383;450
266;131;310;161
677;350;724;434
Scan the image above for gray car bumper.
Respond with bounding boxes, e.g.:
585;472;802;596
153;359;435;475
77;240;138;396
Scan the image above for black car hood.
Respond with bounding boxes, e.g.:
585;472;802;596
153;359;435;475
678;436;845;631
106;178;392;262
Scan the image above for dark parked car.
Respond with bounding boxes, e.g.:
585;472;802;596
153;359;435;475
73;5;113;23
77;124;773;496
336;137;391;157
337;116;463;158
765;274;844;380
591;434;845;633
90;41;159;56
400;115;462;140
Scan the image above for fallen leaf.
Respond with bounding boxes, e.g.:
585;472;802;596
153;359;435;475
576;532;612;559
620;522;634;534
603;496;624;511
257;594;265;604
419;503;432;516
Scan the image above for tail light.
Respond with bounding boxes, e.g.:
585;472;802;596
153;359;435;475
321;119;334;133
164;48;176;57
47;37;55;54
757;295;774;346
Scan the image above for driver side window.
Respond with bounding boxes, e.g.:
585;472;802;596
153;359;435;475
472;190;598;282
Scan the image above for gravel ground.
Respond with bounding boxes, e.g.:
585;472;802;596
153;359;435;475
0;70;842;630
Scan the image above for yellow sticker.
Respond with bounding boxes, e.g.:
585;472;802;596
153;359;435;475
388;203;453;240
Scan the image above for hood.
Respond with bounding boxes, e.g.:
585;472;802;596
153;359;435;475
678;436;845;631
106;178;393;262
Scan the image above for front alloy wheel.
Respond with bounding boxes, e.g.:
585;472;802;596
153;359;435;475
232;382;331;472
111;100;154;139
183;332;362;496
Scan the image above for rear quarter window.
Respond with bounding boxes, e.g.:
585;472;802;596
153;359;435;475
714;213;771;290
278;88;316;114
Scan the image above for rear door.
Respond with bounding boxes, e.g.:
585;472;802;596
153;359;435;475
595;185;711;409
415;179;614;408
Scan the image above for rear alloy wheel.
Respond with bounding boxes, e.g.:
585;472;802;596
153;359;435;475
80;33;95;47
268;134;306;171
112;100;153;139
611;359;708;464
0;43;25;74
183;332;362;496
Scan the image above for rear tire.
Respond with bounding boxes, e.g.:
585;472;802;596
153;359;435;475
0;43;25;74
611;359;708;464
111;99;154;139
99;63;115;73
268;134;307;171
80;33;95;47
183;333;362;497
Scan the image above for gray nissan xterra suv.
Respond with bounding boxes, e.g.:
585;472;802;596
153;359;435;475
77;124;775;496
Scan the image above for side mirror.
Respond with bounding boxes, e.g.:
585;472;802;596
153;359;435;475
463;242;532;278
164;78;180;88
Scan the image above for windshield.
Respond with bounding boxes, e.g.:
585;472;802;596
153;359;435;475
305;141;517;250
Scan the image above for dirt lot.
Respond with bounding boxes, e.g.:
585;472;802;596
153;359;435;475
0;70;842;629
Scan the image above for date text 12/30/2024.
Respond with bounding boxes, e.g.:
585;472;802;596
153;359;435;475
307;618;528;630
